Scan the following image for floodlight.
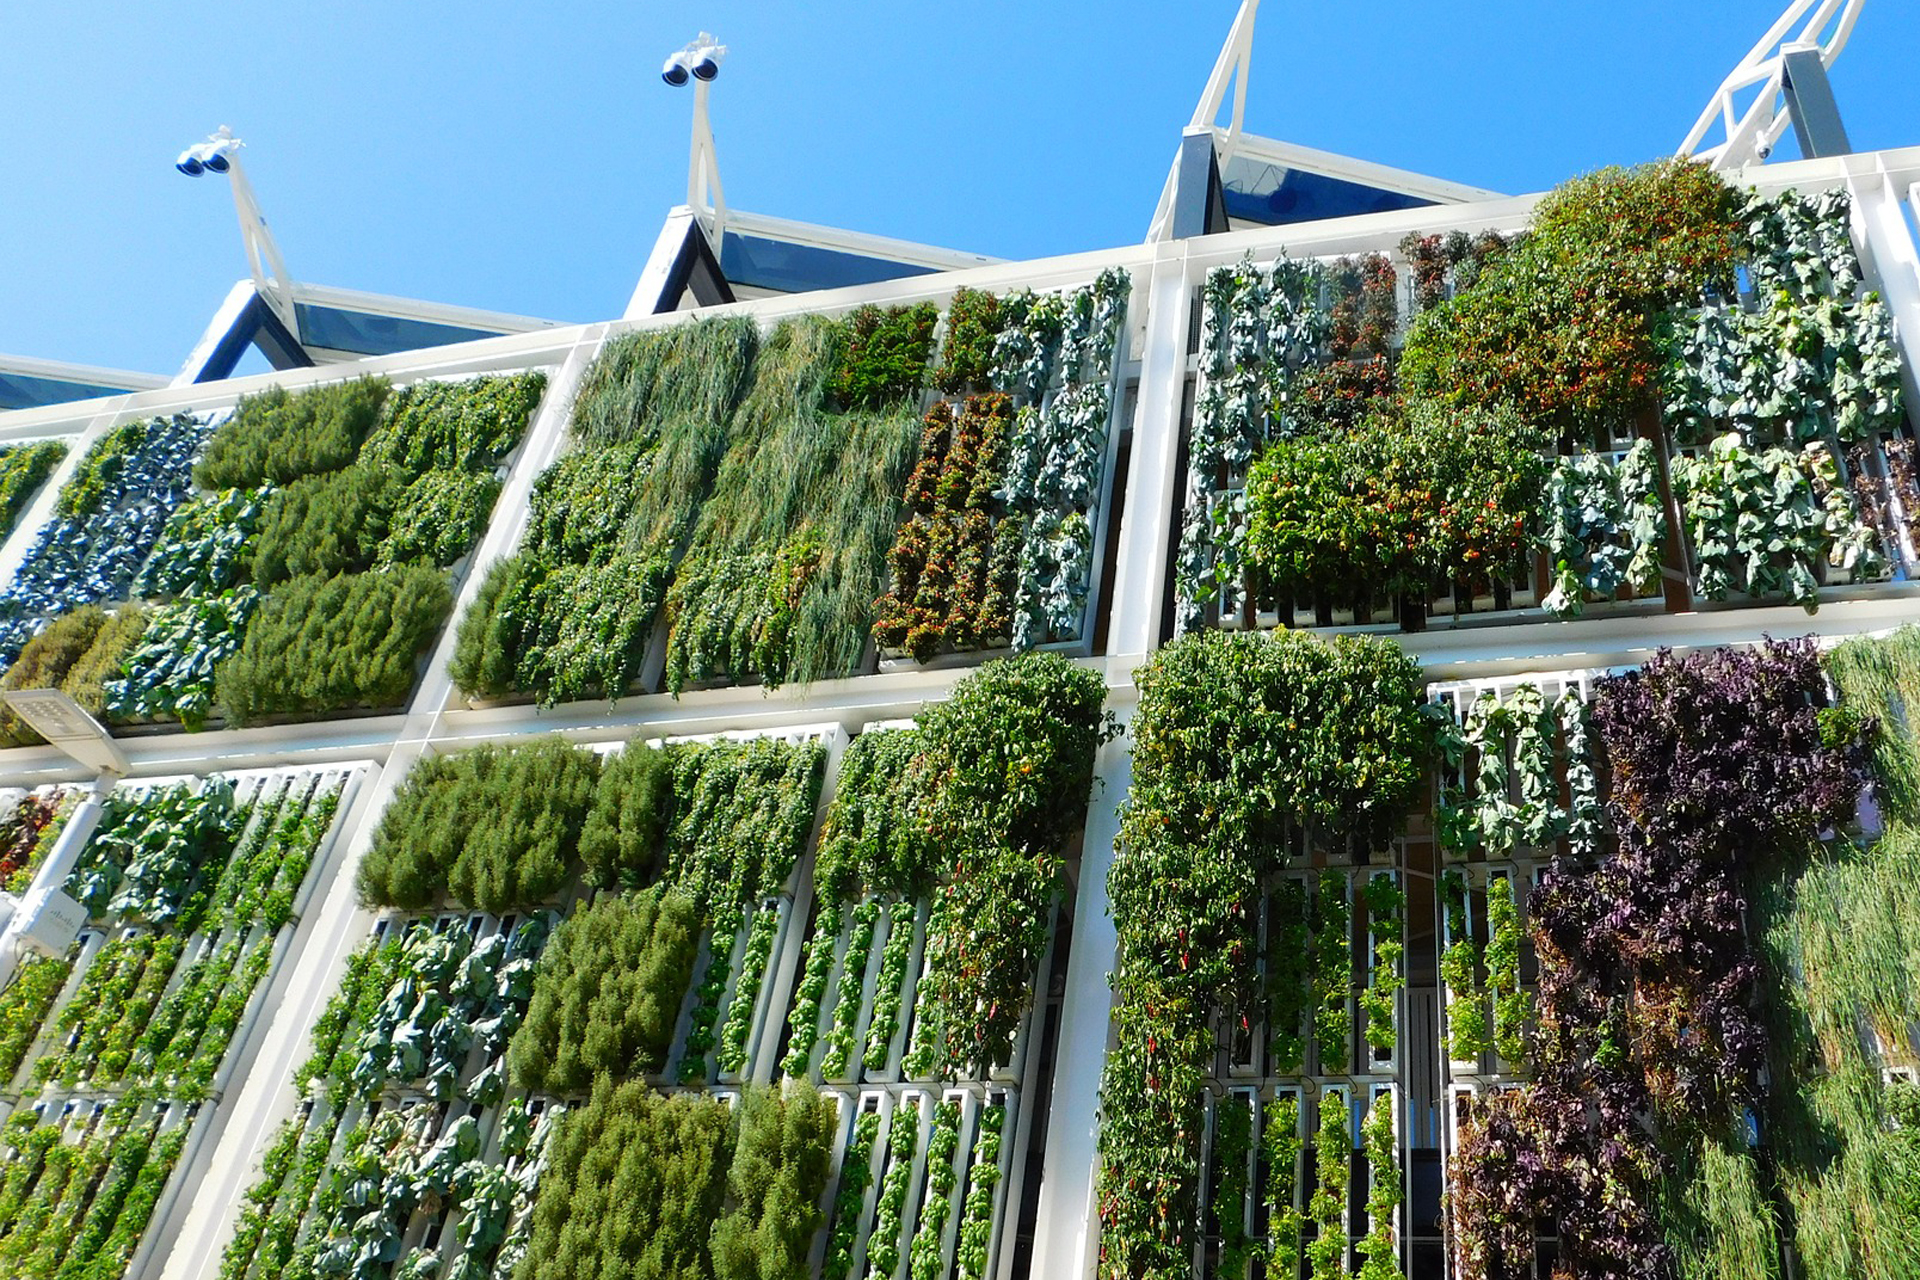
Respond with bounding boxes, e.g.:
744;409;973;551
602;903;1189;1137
204;150;230;174
662;34;725;87
175;148;206;177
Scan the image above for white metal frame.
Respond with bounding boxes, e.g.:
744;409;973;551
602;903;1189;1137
1680;0;1866;168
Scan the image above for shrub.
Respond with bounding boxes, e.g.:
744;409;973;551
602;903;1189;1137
509;886;699;1093
216;567;451;725
516;1082;735;1280
356;739;601;912
0;606;109;744
52;604;149;726
1401;159;1742;438
834;303;938;410
195;376;390;488
708;1083;837;1280
1245;400;1548;609
935;288;1005;394
0;440;65;537
377;468;502;567
250;464;400;584
360;372;546;478
578;740;675;889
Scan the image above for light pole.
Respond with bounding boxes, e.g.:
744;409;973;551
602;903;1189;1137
662;33;730;240
174;126;297;333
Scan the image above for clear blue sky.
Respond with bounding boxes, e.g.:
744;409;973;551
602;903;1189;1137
5;1;1919;375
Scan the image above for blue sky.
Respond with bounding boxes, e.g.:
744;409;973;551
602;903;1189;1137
5;1;1919;375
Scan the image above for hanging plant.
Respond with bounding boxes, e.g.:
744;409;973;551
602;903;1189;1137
1359;874;1404;1055
1313;870;1352;1075
1264;1094;1304;1273
1439;870;1488;1061
1212;1094;1258;1280
1357;1093;1402;1280
1486;876;1529;1067
1306;1090;1349;1280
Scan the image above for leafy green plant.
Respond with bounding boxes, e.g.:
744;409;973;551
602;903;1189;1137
377;468;502;568
196;376;391;488
508;886;699;1093
1213;1094;1258;1280
865;900;917;1072
1269;878;1312;1074
0;956;70;1082
0;439;65;537
717;904;781;1076
825;1110;882;1280
1245;400;1548;619
835;303;938;410
867;1106;921;1280
134;485;270;599
361;371;546;478
1357;1092;1401;1280
1359;874;1404;1056
1486;875;1529;1066
1401;159;1741;438
1540;440;1668;618
105;586;260;729
909;1100;963;1280
1313;870;1353;1075
1307;1090;1349;1280
1439;870;1489;1062
216;566;452;724
1672;433;1882;609
823;900;881;1079
1102;630;1429;1280
1265;1094;1304;1273
936;288;1005;394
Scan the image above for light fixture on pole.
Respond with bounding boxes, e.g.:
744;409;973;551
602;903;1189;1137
662;33;730;240
172;126;298;334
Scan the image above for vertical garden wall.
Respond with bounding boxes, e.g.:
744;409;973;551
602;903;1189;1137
0;148;1918;1280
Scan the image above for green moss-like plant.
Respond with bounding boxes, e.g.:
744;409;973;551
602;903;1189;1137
196;376;391;489
834;303;938;410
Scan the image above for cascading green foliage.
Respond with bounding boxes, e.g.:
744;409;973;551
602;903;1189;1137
0;956;71;1081
195;375;392;488
454;318;755;706
0;440;65;538
214;565;452;725
568;316;757;448
666;316;921;693
659;736;826;919
1100;630;1430;1280
513;1079;834;1280
1739;628;1920;1280
355;738;601;913
913;652;1112;1076
811;727;931;905
508;885;699;1093
377;467;504;568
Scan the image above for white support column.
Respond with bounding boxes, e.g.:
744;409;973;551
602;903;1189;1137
1851;160;1920;431
1028;709;1133;1280
1105;240;1195;662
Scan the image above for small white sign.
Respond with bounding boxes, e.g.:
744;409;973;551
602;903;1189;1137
20;890;87;958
